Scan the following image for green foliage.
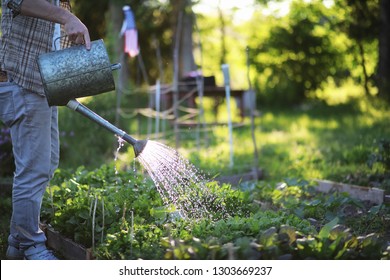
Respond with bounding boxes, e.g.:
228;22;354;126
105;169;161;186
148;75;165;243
70;0;108;40
0;125;14;177
365;139;390;192
41;165;390;260
293;219;387;260
253;1;347;105
332;0;380;42
368;139;390;171
68;0;384;107
0;192;12;260
42;164;164;247
2;0;390;261
253;178;390;237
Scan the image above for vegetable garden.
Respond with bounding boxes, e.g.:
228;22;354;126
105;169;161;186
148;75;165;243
1;0;390;261
1;93;390;261
22;100;390;260
42;163;390;260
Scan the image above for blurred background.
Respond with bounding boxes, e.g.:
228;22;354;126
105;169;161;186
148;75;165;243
1;0;390;260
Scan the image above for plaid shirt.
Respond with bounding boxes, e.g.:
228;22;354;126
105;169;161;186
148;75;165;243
0;0;72;95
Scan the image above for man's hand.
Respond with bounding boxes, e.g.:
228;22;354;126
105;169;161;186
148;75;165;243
18;0;91;50
62;13;91;50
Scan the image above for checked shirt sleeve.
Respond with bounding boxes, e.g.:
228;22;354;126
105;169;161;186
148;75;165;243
6;0;24;18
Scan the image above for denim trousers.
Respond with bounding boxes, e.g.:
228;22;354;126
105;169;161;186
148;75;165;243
0;81;59;249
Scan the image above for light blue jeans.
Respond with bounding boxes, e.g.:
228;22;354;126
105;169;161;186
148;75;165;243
0;81;59;249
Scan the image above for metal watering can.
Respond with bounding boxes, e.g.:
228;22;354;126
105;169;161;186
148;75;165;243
38;39;120;106
37;39;147;157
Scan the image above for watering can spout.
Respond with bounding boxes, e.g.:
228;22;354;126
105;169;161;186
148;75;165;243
134;139;148;157
66;99;147;157
122;135;148;157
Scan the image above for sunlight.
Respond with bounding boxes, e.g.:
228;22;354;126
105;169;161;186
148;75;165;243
262;0;334;17
262;0;292;17
193;0;256;23
313;78;367;105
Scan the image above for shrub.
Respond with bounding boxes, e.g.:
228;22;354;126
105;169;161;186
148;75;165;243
0;126;14;177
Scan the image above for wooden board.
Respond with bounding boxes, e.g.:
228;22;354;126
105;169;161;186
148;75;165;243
315;179;385;205
40;224;93;260
216;168;263;185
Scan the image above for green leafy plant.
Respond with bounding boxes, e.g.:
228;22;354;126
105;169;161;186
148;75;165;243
367;139;390;171
41;166;390;260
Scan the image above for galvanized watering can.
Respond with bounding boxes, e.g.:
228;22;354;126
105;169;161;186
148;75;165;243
37;39;120;106
37;39;148;157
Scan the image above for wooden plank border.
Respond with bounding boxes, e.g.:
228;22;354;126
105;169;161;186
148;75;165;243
40;224;93;260
215;168;263;185
315;179;385;205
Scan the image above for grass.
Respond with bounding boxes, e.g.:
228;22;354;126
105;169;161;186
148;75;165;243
1;97;389;259
173;99;390;190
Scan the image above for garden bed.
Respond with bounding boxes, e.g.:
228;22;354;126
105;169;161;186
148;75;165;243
41;168;262;260
37;165;390;260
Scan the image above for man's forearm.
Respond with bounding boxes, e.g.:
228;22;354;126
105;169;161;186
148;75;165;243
18;0;74;25
8;0;91;49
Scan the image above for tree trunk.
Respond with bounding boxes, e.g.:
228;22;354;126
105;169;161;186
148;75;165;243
378;0;390;101
180;5;196;76
218;4;227;66
171;0;196;78
108;1;131;129
170;0;195;148
357;41;370;96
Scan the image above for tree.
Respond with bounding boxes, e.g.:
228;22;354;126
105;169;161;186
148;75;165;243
378;0;390;101
253;1;347;105
332;0;380;97
253;0;387;104
70;0;108;40
170;0;197;79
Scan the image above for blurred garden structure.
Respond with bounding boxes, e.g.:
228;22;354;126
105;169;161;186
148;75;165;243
111;0;261;174
146;76;247;134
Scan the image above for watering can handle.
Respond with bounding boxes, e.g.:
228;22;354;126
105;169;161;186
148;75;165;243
53;36;67;51
53;35;91;51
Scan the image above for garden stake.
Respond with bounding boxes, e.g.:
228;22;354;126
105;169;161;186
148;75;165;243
67;99;148;157
221;64;234;168
246;46;259;180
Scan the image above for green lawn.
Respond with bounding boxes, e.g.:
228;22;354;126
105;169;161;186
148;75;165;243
178;99;390;191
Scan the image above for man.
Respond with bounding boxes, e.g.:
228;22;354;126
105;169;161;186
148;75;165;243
0;0;91;260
